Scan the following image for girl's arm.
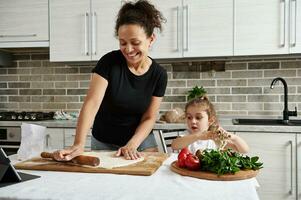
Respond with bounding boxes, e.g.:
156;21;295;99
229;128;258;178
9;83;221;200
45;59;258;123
171;132;209;151
224;133;250;153
116;96;163;160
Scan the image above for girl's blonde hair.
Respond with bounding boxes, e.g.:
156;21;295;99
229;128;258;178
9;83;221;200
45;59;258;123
185;96;218;125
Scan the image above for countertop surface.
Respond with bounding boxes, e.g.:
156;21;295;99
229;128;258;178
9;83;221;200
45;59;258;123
0;118;300;133
0;154;260;200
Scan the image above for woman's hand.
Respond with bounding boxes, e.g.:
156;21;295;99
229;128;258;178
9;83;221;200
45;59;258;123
115;144;142;160
53;145;84;161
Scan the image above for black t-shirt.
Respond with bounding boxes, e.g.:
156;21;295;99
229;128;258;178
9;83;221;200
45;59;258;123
91;50;168;146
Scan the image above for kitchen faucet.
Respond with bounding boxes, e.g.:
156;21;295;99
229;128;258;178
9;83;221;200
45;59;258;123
270;77;298;123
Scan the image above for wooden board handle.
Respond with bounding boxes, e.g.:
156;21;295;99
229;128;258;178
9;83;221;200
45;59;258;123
40;152;100;167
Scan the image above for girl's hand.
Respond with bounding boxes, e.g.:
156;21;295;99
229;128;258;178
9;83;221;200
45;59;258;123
202;130;219;141
205;126;232;146
53;145;84;161
116;144;142;160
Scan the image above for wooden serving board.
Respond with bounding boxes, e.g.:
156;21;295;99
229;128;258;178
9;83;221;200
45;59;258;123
14;152;169;176
170;161;259;181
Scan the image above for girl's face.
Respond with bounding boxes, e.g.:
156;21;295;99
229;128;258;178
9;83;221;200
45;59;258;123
118;24;155;68
186;105;211;134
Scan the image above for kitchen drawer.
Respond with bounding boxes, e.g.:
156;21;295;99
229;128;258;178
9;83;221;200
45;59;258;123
45;128;64;151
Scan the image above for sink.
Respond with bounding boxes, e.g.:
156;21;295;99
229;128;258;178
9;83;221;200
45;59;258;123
232;118;301;126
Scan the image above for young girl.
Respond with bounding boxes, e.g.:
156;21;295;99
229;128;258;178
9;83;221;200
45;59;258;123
171;96;249;154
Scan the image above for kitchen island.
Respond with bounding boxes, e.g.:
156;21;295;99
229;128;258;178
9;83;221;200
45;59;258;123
0;154;259;200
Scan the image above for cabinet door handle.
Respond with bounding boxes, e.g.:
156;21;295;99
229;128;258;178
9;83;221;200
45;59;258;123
175;6;180;52
0;34;37;38
183;5;189;51
290;0;297;47
92;12;97;55
71;134;91;138
84;12;89;56
280;0;286;47
297;139;300;199
289;140;293;195
46;134;50;148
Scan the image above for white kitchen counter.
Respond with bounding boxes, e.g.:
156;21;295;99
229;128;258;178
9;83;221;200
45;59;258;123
0;154;260;200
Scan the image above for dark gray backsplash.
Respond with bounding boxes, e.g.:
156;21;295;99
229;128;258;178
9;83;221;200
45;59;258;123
0;49;300;118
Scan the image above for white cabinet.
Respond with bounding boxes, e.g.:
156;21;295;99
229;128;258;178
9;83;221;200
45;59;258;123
290;0;301;53
149;0;183;58
182;0;233;57
45;128;64;151
50;0;120;62
0;0;49;48
237;131;299;200
150;0;233;59
45;128;91;151
64;128;91;150
234;0;301;56
296;134;301;199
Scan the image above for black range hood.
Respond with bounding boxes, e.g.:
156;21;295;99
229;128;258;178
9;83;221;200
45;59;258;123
0;50;12;67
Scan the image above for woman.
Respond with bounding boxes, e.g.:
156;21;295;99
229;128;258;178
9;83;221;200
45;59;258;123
54;0;167;160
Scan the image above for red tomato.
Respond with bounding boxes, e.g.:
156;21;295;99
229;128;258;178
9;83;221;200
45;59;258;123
178;147;191;156
185;154;200;171
177;156;187;168
177;147;192;168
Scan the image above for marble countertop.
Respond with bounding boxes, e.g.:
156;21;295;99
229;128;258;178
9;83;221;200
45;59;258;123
0;154;260;200
0;118;300;133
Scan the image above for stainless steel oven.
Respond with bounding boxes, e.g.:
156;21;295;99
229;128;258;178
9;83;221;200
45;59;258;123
0;127;21;156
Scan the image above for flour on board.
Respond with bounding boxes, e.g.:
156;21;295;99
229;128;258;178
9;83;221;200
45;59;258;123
82;151;144;169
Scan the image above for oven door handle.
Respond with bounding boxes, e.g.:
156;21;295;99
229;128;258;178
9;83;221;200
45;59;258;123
0;145;20;148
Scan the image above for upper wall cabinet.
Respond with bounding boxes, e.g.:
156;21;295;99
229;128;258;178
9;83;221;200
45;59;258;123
234;0;301;56
50;0;121;62
149;0;183;58
0;0;49;48
290;0;301;54
183;0;233;57
150;0;233;59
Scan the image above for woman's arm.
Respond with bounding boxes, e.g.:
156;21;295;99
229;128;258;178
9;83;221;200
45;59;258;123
54;73;108;161
116;96;163;160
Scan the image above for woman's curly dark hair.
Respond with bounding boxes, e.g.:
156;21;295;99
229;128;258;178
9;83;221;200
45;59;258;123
115;0;166;37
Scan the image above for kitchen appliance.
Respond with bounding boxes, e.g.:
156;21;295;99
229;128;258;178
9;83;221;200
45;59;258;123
0;127;21;156
0;111;54;155
0;111;54;121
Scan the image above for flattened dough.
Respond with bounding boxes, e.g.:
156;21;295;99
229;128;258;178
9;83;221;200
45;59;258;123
82;151;144;169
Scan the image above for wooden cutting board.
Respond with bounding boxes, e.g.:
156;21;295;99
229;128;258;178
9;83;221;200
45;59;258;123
14;152;169;176
170;161;259;181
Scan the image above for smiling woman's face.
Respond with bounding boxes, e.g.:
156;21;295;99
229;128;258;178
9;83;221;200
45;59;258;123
118;24;154;68
186;105;210;134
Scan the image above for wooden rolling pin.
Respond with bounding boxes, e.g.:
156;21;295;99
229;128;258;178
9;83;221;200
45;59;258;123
40;152;100;167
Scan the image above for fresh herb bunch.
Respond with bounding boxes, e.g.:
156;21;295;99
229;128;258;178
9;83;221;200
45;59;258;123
197;149;263;176
187;86;207;101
